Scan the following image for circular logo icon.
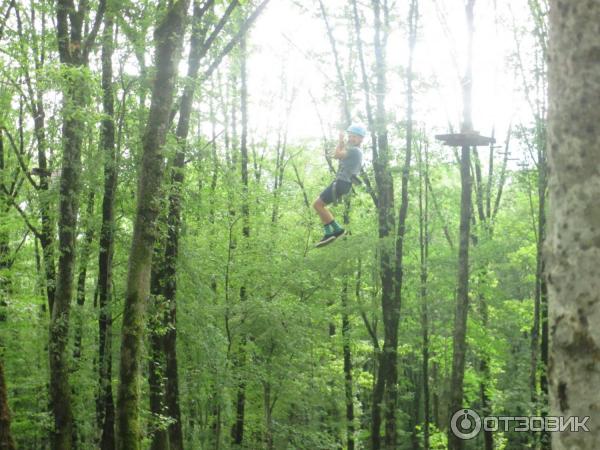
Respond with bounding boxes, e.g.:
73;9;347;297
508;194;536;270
450;409;481;440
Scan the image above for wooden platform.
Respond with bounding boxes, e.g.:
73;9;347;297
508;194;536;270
435;132;495;147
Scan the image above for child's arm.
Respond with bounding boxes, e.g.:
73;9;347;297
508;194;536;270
333;131;347;159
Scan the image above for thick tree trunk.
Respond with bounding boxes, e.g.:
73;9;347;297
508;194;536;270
115;2;189;449
51;6;87;445
49;70;84;450
97;12;117;450
51;1;106;447
547;1;600;448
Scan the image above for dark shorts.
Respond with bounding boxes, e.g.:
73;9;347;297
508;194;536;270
319;180;352;205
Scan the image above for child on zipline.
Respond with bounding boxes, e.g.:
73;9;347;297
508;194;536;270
313;124;366;247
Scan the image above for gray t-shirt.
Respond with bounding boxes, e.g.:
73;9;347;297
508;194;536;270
336;146;363;182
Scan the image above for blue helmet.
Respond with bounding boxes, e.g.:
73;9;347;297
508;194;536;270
346;124;367;137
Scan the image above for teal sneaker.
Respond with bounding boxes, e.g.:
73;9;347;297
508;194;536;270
315;228;345;248
315;233;337;248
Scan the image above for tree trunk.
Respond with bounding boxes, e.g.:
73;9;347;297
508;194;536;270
547;1;600;448
33;89;56;314
231;32;249;448
538;134;549;450
73;189;95;360
409;367;421;450
0;360;15;450
448;3;474;450
318;5;355;446
432;361;440;428
448;147;472;450
97;11;117;450
147;2;218;448
116;2;189;449
263;382;274;450
0;221;15;450
24;5;56;314
418;139;430;450
51;1;101;446
384;1;418;447
148;294;169;450
478;291;493;450
341;272;355;450
364;1;397;447
49;69;83;450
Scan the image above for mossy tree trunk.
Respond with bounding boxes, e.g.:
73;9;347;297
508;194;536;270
51;1;105;448
97;10;117;450
115;1;189;449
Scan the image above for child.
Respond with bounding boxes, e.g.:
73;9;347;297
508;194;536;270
312;124;366;247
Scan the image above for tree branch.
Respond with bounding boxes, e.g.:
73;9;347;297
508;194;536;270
198;0;238;60
201;0;271;81
359;169;378;207
492;123;512;223
0;0;15;40
82;0;106;60
0;126;39;190
0;186;41;238
426;173;454;250
7;230;30;268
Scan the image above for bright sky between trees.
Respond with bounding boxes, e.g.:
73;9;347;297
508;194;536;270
246;0;538;167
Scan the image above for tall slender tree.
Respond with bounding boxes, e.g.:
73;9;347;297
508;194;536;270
418;139;430;450
116;2;190;448
231;30;249;446
448;2;475;449
12;2;57;314
97;7;118;449
51;1;105;447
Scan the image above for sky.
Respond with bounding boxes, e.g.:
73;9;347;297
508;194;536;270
245;0;541;167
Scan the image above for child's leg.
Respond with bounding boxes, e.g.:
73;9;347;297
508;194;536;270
313;181;336;224
313;197;334;224
313;182;345;246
